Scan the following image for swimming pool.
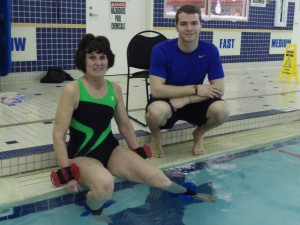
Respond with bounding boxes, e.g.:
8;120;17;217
1;136;300;225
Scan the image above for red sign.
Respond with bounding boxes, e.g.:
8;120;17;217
110;2;126;30
111;2;126;7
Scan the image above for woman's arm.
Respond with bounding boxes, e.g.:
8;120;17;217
112;82;139;150
53;82;78;168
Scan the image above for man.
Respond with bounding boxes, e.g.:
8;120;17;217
145;5;229;158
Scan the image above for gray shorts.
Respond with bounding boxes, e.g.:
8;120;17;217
146;97;223;129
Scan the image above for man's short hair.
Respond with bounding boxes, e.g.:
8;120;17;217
175;5;203;24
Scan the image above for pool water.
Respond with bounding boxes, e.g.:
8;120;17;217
1;137;300;225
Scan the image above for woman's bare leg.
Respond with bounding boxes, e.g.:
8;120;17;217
108;147;215;202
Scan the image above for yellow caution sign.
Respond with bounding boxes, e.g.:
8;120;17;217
278;44;299;83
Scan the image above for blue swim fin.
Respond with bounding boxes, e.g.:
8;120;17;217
79;199;116;217
169;182;198;203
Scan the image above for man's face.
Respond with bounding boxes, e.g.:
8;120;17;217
176;12;201;43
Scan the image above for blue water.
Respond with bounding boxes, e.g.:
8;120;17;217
2;137;300;225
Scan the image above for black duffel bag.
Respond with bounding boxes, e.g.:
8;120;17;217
40;67;74;83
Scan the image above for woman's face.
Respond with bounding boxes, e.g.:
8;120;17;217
85;52;108;78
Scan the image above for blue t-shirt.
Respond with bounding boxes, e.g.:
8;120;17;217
149;38;224;85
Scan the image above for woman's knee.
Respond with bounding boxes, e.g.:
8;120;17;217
148;170;172;188
89;175;115;200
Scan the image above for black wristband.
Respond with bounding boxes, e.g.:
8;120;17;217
135;147;147;159
193;85;198;95
63;166;75;182
185;189;197;196
57;166;74;184
56;169;66;184
85;204;104;216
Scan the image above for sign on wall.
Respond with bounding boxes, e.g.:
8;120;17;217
110;2;126;30
251;0;266;7
269;32;292;54
213;31;241;56
11;27;37;62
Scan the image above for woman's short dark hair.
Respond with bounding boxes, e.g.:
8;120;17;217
175;5;202;24
75;33;115;73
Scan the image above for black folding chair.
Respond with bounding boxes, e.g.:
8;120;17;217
125;30;167;126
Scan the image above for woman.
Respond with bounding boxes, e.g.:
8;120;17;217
53;33;215;216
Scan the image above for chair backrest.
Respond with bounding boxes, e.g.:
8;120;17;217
127;30;167;70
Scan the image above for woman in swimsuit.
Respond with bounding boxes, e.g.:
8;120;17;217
53;33;215;216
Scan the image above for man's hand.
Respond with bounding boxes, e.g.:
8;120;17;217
196;84;223;98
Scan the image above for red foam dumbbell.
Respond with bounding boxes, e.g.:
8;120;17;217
134;144;152;159
50;163;80;187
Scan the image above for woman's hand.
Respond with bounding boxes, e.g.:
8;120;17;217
64;179;81;193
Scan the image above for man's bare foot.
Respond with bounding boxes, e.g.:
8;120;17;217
192;130;205;155
193;193;216;202
151;136;164;158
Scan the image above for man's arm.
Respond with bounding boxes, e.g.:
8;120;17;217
149;75;195;99
150;75;224;100
150;75;224;110
209;78;224;96
185;78;224;103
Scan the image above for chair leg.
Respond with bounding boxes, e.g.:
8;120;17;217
128;115;147;127
126;77;130;112
126;76;148;127
145;77;149;103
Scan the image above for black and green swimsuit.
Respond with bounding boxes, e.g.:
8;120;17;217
67;79;119;167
